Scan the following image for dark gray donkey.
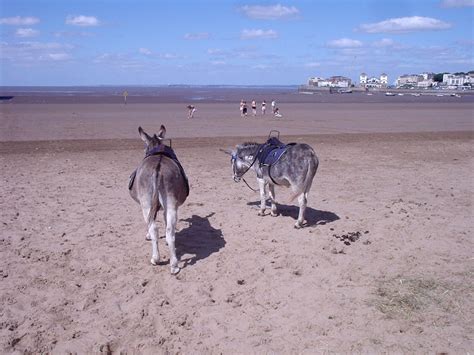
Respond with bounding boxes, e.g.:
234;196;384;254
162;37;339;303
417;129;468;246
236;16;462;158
129;125;189;274
224;135;318;228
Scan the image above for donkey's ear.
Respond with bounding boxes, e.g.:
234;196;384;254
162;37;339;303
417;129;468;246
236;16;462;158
157;125;166;139
138;126;151;144
219;148;233;155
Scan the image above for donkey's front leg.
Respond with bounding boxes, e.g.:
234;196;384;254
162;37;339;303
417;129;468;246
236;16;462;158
268;183;278;216
257;178;267;216
165;206;180;275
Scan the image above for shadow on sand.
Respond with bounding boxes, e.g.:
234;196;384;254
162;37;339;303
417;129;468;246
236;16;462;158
176;213;225;269
247;200;339;227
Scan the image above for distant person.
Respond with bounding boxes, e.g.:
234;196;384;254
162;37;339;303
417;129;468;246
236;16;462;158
187;104;196;119
271;99;276;114
274;107;282;118
261;100;266;115
240;99;244;117
242;101;248;117
251;100;257;116
123;90;128;104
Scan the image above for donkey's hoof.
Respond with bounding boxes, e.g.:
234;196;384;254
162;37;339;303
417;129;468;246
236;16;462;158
145;234;151;241
271;211;278;217
294;223;303;229
170;266;180;275
258;210;266;216
150;257;159;265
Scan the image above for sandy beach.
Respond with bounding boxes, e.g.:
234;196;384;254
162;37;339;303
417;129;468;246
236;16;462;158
0;91;473;353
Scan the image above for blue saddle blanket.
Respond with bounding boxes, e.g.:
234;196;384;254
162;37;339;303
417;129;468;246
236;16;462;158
257;137;294;167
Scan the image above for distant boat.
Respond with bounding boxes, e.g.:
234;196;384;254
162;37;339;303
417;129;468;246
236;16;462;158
397;93;404;96
385;92;395;96
0;96;14;101
337;89;352;94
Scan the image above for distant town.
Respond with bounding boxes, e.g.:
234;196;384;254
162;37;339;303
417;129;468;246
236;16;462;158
301;71;474;93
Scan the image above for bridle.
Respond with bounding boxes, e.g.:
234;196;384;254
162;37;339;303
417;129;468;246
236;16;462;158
231;146;261;192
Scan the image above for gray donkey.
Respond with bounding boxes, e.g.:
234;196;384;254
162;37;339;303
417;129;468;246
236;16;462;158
129;125;189;274
224;136;318;228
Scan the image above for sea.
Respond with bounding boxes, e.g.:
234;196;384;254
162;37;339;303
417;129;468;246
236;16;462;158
1;85;473;104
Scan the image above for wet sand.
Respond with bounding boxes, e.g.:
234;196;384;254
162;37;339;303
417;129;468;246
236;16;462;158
0;96;473;353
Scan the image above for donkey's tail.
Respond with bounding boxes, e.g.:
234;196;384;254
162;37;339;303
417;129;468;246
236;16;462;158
289;152;318;202
147;156;163;226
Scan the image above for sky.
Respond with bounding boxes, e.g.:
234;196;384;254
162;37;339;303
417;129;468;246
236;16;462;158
0;0;473;86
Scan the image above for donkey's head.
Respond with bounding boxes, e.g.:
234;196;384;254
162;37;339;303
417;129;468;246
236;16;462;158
222;142;259;182
138;125;166;156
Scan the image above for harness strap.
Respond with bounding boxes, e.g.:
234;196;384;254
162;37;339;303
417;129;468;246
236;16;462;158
130;145;190;197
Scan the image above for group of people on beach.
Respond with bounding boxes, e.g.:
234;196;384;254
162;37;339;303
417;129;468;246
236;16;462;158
186;99;282;119
240;99;282;118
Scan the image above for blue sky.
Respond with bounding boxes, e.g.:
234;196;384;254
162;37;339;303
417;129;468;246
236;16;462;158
1;0;473;86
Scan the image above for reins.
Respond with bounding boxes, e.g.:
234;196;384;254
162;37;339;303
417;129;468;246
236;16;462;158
231;144;262;192
242;177;259;192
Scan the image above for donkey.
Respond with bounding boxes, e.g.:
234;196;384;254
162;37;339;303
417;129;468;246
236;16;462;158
129;125;189;274
224;136;318;228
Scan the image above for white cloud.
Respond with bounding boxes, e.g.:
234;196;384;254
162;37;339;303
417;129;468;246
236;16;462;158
358;16;451;33
252;64;270;70
93;53;144;69
54;31;93;38
160;53;179;59
0;41;73;63
305;62;321;68
240;4;299;20
43;53;71;61
211;60;226;65
440;0;474;7
372;38;395;47
139;47;152;55
0;16;39;25
327;38;363;48
184;32;210;40
66;15;100;27
15;28;39;38
241;29;278;40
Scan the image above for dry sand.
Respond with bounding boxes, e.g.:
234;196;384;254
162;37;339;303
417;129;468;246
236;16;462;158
0;99;473;353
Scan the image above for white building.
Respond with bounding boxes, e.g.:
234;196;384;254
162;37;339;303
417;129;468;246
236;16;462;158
329;76;351;88
397;74;423;87
308;75;351;88
365;77;380;88
443;73;473;87
417;80;433;88
360;73;388;88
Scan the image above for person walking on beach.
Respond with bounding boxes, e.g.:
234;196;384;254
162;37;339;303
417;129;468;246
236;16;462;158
271;99;276;114
251;100;257;116
187;104;196;119
261;100;266;115
123;90;128;105
240;99;244;117
242;101;248;117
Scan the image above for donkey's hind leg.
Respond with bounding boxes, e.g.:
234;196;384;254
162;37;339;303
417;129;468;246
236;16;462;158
142;207;160;265
295;192;308;229
165;205;180;274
